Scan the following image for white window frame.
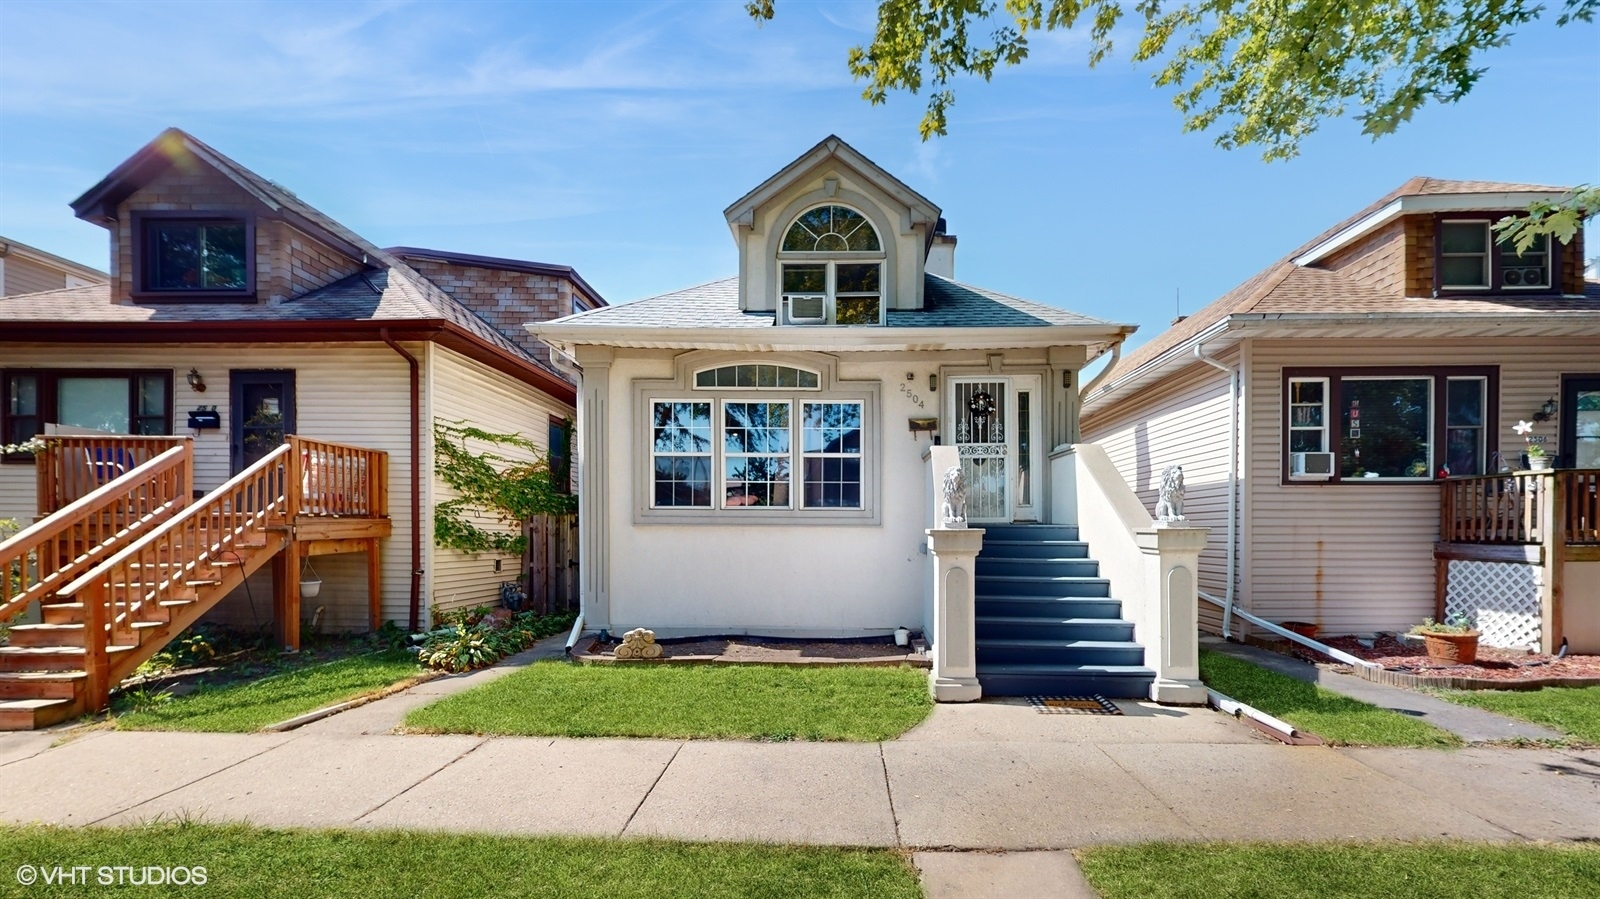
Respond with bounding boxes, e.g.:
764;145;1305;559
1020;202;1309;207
1439;219;1491;290
799;400;865;510
1440;218;1552;292
648;400;713;509
779;260;884;326
635;353;879;525
1338;375;1435;482
693;364;821;390
719;399;794;510
1288;376;1329;454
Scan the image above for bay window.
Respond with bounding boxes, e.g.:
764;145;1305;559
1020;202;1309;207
1283;368;1495;483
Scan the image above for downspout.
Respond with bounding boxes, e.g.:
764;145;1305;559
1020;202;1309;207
381;328;424;632
1078;336;1124;401
1194;339;1240;638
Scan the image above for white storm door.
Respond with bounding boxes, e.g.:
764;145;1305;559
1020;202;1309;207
950;378;1011;523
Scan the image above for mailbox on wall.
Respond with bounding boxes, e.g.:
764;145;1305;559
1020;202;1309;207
187;407;221;430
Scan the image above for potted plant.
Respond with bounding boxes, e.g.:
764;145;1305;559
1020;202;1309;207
1514;420;1551;470
1409;615;1479;664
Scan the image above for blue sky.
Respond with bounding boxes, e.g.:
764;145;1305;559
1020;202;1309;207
1;0;1595;354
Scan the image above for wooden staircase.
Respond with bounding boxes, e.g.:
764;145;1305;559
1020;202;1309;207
0;435;390;730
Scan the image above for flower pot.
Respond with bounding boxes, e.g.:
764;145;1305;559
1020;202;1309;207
1422;632;1478;664
894;627;911;647
1528;456;1550;471
300;578;323;599
1281;621;1319;640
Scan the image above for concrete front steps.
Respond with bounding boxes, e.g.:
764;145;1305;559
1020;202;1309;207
975;524;1153;699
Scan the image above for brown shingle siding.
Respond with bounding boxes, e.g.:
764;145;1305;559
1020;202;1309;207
1404;215;1434;296
1561;231;1586;295
402;258;578;367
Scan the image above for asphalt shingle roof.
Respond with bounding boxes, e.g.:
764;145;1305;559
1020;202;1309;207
546;273;1118;330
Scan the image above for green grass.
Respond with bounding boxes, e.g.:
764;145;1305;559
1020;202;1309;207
1433;685;1600;742
114;649;424;733
406;661;933;741
1199;649;1460;747
1077;842;1600;899
0;823;920;899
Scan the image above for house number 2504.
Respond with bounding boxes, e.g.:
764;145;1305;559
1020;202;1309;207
899;382;926;409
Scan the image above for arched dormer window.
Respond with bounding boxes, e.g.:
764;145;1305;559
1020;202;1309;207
778;205;884;326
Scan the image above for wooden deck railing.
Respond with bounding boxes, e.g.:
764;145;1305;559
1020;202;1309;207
1563;470;1600;545
1440;470;1598;546
60;443;295;709
289;436;388;518
35;436;192;516
1;442;193;624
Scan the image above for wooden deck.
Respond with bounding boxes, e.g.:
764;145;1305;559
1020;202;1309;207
0;435;391;729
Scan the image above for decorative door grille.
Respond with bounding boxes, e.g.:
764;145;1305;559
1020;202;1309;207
953;379;1008;521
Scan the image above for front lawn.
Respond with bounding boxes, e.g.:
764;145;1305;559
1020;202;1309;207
406;661;932;741
1199;649;1460;747
114;650;425;732
0;823;920;899
1077;842;1600;899
1433;685;1600;743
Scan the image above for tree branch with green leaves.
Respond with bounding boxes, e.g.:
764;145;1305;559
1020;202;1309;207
432;420;576;557
749;0;1596;162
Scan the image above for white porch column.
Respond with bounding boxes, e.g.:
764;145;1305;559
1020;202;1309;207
926;443;983;702
573;345;613;631
928;527;985;702
1139;524;1209;704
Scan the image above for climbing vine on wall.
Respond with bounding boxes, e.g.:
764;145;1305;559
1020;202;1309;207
432;420;577;556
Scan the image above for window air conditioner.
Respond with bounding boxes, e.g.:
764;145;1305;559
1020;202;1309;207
1502;267;1545;287
785;294;826;325
1290;451;1335;480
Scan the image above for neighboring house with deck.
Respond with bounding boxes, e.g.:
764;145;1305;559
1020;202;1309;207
0;237;107;296
1079;178;1600;654
0;128;601;726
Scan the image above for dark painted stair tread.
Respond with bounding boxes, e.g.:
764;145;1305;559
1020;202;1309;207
976;663;1155;678
975;575;1110;585
975;616;1134;627
978;638;1143;651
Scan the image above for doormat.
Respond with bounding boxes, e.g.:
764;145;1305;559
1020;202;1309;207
1028;695;1121;715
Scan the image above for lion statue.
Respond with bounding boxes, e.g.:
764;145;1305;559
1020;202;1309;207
1155;464;1186;523
941;465;967;528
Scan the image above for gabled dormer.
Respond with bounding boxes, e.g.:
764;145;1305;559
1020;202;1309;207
69;128;377;305
723;136;943;323
1292;178;1587;298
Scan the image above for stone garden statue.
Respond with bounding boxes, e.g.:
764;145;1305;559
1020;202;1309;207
1155;464;1187;524
941;465;967;528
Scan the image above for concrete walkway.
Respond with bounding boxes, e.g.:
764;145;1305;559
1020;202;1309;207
2;697;1595;849
1201;636;1565;743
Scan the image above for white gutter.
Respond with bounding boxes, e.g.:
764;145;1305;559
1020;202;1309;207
1198;590;1377;669
1193;339;1240;639
1208;689;1299;739
530;323;1137;357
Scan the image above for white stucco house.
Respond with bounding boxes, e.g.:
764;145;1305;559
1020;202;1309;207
533;137;1211;702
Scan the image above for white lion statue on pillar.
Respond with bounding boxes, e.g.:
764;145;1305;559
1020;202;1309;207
1155;464;1186;524
941;465;967;529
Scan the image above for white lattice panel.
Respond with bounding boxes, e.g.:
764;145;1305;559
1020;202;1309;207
1445;560;1541;650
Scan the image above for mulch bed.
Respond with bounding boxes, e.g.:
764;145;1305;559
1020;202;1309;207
1258;633;1600;689
574;636;931;668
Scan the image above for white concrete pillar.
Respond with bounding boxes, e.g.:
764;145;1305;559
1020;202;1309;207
1142;524;1208;704
927;526;985;702
573;345;613;630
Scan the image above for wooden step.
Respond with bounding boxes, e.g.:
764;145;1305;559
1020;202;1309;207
4;623;85;649
0;671;84;700
0;645;131;673
0;698;77;731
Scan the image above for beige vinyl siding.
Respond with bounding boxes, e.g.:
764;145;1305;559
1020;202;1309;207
2;256;68;296
427;345;574;617
1082;355;1237;632
0;341;425;633
1247;337;1600;635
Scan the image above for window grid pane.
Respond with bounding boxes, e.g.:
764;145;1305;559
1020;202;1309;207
1288;378;1327;453
724;402;791;508
1439;221;1490;288
802;402;863;509
651;401;712;507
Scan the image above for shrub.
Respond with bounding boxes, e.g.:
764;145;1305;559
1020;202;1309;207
417;611;575;673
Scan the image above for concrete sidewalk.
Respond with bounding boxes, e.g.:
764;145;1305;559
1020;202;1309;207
2;699;1595;848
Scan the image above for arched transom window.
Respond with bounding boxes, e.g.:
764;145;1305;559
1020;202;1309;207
782;205;881;252
695;363;821;390
779;205;885;326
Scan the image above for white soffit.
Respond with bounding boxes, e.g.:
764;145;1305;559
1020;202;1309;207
1292;191;1569;267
